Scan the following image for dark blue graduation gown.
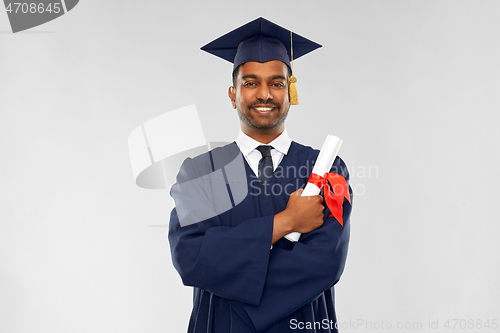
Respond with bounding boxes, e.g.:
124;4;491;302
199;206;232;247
168;141;352;333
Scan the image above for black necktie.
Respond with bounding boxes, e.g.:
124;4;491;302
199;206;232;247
256;145;274;184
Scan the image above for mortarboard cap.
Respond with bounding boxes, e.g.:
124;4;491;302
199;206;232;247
201;17;322;72
201;17;322;105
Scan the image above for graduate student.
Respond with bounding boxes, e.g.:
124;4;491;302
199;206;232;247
168;17;353;333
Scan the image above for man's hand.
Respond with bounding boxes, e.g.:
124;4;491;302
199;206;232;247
272;189;324;244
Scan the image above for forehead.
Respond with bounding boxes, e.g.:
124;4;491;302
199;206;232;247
237;60;289;79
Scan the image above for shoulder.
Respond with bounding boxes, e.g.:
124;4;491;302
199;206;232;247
175;142;240;183
290;141;349;179
289;141;319;160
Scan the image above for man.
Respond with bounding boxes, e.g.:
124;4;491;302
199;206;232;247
169;17;352;333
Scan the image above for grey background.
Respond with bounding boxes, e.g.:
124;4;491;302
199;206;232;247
1;1;499;332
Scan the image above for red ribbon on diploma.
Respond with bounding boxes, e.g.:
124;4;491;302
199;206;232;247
307;173;351;226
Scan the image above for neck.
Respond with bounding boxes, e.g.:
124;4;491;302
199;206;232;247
241;124;284;144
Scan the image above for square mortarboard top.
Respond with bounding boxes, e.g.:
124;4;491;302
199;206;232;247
200;17;322;73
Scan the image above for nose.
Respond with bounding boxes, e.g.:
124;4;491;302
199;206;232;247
255;84;272;101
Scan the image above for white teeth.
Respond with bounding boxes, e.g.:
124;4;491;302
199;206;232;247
254;107;273;111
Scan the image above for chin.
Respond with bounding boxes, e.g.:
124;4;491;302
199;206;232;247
251;120;283;130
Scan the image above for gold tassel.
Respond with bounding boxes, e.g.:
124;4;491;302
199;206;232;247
289;75;299;105
289;31;299;105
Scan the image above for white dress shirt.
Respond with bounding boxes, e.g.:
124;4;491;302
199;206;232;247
235;129;292;177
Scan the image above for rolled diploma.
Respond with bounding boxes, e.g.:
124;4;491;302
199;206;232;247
284;135;343;242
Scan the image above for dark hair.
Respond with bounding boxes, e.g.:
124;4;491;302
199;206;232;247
232;65;241;88
232;64;292;88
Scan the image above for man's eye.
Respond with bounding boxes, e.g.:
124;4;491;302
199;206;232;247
244;82;256;87
272;83;285;87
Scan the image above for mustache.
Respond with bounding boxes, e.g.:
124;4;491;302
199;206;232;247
247;99;281;109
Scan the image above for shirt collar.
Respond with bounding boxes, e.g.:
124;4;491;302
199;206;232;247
236;129;292;157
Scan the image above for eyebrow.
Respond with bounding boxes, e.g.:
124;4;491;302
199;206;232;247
242;74;258;80
241;74;287;81
270;75;287;81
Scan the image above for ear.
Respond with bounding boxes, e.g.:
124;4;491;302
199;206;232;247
228;86;236;109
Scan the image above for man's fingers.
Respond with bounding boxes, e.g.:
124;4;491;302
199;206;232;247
304;194;323;203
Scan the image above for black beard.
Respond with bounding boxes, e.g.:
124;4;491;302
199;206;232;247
237;99;289;131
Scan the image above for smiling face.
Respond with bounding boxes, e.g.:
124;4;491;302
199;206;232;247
228;60;291;143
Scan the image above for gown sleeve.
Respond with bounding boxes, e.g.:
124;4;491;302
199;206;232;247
168;156;275;306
